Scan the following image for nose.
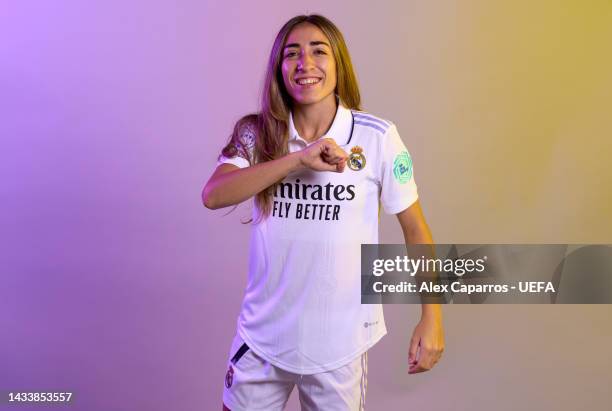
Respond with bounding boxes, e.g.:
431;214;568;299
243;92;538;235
297;51;314;71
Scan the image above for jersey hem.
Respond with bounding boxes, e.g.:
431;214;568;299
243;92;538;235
237;325;387;375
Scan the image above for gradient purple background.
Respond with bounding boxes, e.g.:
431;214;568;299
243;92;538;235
2;1;611;410
2;2;211;410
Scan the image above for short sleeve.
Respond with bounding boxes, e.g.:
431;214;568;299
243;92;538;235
216;126;256;169
379;124;419;214
217;153;250;169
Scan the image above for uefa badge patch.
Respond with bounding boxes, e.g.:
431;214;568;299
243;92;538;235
393;151;413;184
225;364;234;388
348;146;366;171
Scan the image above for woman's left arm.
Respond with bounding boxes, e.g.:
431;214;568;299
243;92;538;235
396;200;445;374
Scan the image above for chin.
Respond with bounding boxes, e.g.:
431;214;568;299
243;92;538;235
291;93;333;106
294;98;320;105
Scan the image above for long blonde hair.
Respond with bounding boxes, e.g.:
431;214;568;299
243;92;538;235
220;14;362;222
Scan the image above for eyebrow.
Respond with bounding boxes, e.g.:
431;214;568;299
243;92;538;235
284;41;330;50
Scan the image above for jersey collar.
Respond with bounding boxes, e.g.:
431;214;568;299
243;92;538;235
288;100;354;146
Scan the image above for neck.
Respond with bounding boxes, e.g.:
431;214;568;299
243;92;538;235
292;94;338;143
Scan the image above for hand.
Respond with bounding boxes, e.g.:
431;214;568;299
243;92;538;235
298;138;348;172
408;313;445;374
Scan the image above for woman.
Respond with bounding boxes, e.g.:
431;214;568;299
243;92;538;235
203;14;444;411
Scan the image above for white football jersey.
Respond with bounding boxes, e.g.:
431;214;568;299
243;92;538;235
217;101;419;373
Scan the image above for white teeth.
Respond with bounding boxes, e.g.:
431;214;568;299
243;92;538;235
296;78;321;85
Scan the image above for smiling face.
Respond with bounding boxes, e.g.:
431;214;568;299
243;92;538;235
281;22;337;107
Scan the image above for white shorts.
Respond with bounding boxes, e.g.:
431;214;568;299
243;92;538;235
222;333;369;411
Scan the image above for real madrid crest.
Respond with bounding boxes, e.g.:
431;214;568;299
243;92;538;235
348;146;366;171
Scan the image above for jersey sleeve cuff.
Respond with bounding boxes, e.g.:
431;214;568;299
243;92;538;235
381;193;419;215
217;155;250;169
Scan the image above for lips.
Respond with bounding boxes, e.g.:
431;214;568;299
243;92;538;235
295;77;322;86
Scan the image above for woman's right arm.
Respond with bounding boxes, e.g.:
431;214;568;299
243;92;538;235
202;138;348;210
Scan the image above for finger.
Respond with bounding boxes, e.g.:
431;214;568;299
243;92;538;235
310;156;338;171
319;139;337;154
323;144;348;158
408;364;426;374
322;148;347;160
408;337;420;364
422;345;442;370
334;149;349;161
410;354;427;373
322;155;347;167
410;358;432;374
319;162;339;172
418;347;435;370
322;155;340;165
